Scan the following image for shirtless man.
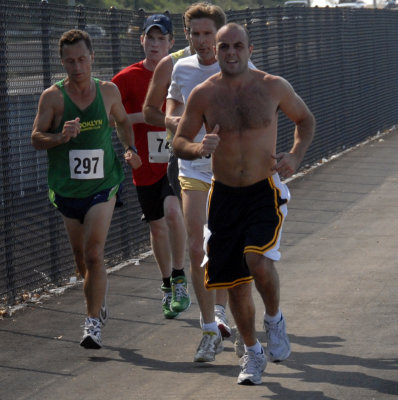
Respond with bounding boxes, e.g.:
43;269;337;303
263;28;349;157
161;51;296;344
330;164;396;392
173;23;315;385
32;30;140;349
143;3;232;348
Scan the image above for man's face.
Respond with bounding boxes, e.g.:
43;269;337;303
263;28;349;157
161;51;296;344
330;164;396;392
184;27;195;55
188;18;218;65
141;27;173;64
61;40;94;82
216;27;252;76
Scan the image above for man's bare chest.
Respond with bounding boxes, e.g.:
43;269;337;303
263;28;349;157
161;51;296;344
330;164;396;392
206;91;277;132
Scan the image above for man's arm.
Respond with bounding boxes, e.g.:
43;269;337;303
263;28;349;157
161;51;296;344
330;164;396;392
143;55;173;127
107;83;142;170
172;87;220;160
164;62;186;137
165;98;185;136
127;112;145;126
111;72;144;127
272;77;315;178
31;87;80;150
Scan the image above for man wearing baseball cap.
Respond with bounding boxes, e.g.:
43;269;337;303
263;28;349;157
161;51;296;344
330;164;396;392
143;14;173;35
112;15;189;320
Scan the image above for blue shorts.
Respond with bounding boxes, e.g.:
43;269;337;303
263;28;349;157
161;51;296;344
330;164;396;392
50;184;122;224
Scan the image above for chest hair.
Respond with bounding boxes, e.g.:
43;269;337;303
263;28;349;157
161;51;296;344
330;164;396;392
210;86;276;132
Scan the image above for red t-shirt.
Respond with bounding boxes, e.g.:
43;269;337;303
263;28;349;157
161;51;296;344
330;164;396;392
112;61;167;186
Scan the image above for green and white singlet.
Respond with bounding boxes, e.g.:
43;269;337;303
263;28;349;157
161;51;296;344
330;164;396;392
47;78;124;198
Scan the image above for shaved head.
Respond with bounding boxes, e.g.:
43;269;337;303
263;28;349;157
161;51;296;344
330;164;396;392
216;23;251;47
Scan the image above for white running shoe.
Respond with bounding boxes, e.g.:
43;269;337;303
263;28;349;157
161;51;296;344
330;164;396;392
99;280;109;327
234;330;245;358
194;331;223;362
214;305;232;338
80;317;102;349
264;312;291;362
237;348;267;385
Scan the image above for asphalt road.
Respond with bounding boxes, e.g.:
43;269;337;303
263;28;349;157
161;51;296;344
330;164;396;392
1;129;398;400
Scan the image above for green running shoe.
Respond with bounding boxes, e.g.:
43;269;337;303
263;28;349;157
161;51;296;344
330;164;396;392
161;285;179;319
170;275;191;312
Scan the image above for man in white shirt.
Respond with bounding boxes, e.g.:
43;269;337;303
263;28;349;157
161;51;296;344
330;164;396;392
165;3;229;363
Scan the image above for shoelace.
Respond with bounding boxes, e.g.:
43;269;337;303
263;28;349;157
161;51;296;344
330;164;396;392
162;291;172;305
174;283;188;300
83;318;101;336
266;322;283;344
240;352;263;373
198;332;218;352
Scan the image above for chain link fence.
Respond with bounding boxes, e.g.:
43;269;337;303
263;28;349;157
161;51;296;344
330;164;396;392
1;0;398;307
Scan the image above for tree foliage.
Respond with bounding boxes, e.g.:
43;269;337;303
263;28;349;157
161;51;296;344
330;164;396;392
39;0;284;12
102;0;283;12
25;0;283;9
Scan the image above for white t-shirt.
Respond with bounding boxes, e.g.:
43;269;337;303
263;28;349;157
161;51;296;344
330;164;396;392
168;54;256;183
168;54;220;183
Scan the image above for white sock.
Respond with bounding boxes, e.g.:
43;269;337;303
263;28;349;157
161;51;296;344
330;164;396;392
245;340;263;354
203;321;218;334
265;309;282;324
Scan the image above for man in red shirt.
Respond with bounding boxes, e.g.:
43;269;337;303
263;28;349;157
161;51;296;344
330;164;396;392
112;14;189;319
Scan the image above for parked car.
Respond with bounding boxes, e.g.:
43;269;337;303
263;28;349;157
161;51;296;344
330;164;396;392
284;0;309;6
336;0;366;7
85;24;106;38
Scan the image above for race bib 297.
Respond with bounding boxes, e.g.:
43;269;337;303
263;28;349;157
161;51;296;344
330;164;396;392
69;149;104;179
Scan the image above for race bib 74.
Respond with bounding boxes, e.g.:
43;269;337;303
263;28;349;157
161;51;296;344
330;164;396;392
147;131;169;163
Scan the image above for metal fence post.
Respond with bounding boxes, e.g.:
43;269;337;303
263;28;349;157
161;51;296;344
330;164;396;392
40;0;51;90
110;6;122;76
77;4;86;30
40;0;61;283
0;3;15;303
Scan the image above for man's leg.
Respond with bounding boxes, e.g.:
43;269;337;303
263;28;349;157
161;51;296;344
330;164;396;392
63;196;116;349
149;216;172;279
82;196;116;318
63;217;86;278
245;253;280;316
163;195;186;271
228;281;266;385
181;189;215;323
148;216;181;319
246;252;290;362
164;195;190;312
181;189;223;362
228;282;256;347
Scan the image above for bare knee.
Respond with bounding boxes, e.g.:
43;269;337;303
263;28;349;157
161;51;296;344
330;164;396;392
149;219;168;241
246;253;276;281
188;240;204;267
229;283;251;305
164;199;181;221
72;247;84;266
84;245;104;270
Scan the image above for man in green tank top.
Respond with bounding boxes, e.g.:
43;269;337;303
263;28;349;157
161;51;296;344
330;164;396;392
32;29;141;350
